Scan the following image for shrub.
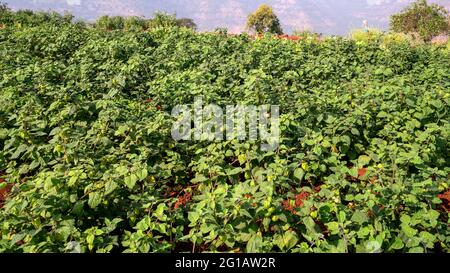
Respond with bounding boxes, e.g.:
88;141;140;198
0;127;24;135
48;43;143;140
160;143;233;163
124;16;148;31
390;0;450;42
350;28;383;44
147;12;178;29
380;32;414;47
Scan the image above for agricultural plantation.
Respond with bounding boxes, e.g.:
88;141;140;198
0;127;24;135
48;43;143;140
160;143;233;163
0;3;449;254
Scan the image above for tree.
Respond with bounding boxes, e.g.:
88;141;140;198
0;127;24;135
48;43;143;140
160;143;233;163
95;15;125;30
124;16;147;31
0;2;9;13
0;2;11;25
96;15;112;30
148;12;178;29
246;4;283;35
214;27;229;35
390;0;449;41
176;18;197;30
110;16;125;30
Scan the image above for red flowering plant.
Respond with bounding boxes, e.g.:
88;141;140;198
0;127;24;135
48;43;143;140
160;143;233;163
282;191;310;214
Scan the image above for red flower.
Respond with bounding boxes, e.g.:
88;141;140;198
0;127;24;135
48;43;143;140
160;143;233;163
173;191;192;209
276;34;302;41
282;200;296;214
438;191;450;202
0;179;13;208
295;192;310;207
282;191;310;214
358;168;367;177
438;190;450;212
287;36;301;41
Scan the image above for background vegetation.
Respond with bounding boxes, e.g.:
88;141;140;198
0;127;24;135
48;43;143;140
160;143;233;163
390;0;449;42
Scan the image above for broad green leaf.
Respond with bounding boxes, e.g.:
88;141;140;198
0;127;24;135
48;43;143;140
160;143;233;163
124;174;138;189
246;233;263;253
294;168;305;181
88;192;102;208
358;155;371;166
136;168;148;181
390;237;405;250
351;210;368;225
104;181;118;195
282;230;298;250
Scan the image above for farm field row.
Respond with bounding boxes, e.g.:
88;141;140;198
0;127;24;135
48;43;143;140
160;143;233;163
0;24;449;253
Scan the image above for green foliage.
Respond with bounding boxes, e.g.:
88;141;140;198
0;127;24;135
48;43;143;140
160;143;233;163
0;8;75;27
350;29;417;48
350;28;383;44
148;12;178;29
95;15;125;31
0;18;449;253
124;16;148;31
0;2;9;13
94;13;196;32
246;4;283;35
292;30;321;40
148;14;197;30
380;32;414;47
176;18;197;30
390;0;450;42
214;27;229;35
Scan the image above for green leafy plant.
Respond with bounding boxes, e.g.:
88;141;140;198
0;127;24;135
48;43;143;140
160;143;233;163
390;0;450;42
0;9;449;253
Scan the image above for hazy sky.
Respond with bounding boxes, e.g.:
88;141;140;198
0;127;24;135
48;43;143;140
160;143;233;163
4;0;450;35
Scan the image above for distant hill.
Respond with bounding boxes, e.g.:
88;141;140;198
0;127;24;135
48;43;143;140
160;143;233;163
6;0;450;35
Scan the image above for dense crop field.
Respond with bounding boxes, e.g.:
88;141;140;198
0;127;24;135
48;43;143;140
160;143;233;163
0;23;449;253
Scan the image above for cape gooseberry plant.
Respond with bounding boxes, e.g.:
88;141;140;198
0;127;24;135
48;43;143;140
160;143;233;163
0;19;449;253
